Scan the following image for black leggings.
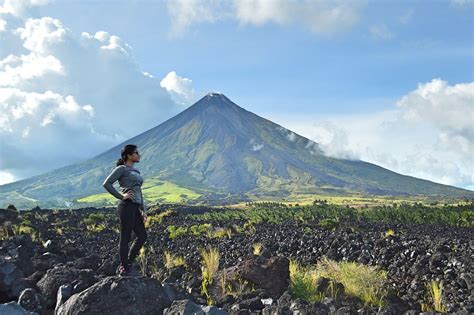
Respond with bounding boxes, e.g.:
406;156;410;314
117;199;147;267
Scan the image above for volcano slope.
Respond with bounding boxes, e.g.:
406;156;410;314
0;202;472;314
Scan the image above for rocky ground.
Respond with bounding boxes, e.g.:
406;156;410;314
0;204;472;315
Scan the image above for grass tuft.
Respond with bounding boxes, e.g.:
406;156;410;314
163;250;186;269
421;280;447;313
200;247;220;305
137;247;147;276
289;257;387;306
384;228;395;238
252;243;262;256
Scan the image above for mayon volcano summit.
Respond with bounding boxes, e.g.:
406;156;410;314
0;93;471;209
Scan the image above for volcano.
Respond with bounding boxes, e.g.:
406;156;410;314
1;93;472;209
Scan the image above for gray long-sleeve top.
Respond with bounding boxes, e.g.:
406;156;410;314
102;164;146;213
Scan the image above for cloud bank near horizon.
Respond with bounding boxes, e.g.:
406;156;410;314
278;79;473;190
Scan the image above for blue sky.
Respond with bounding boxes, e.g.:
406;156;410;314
0;0;473;190
41;0;473;114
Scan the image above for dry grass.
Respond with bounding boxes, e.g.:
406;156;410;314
384;228;396;238
421;280;447;313
144;209;175;228
200;247;220;305
289;257;387;306
163;250;186;269
252;243;262;256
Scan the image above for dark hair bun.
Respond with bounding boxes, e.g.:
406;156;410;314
116;158;125;166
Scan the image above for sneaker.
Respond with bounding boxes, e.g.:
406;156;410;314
117;264;130;276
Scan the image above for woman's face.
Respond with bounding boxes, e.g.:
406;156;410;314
127;148;140;163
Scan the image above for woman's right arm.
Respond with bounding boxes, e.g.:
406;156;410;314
102;166;126;200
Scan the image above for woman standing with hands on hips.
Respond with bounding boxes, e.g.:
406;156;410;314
102;144;148;276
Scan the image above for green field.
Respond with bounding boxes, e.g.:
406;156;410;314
77;177;201;205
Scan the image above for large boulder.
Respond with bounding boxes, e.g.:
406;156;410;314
65;254;100;270
18;288;44;314
0;257;29;299
56;276;173;315
0;235;36;277
225;256;290;298
0;207;19;223
36;265;97;309
0;301;37;314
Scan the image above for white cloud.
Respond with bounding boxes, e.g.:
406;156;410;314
309;121;358;159
167;0;230;37
269;79;474;189
0;170;16;185
396;79;473;148
236;0;365;35
167;0;366;37
276;125;297;142
0;18;6;31
369;24;393;40
449;0;473;9
16;17;68;53
160;71;197;106
250;138;264;151
0;53;64;86
0;4;195;185
286;131;296;142
399;8;414;24
0;0;49;18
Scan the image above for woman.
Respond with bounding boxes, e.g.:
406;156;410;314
102;144;148;276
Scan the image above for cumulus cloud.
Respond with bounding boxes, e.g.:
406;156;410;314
160;71;197;106
396;79;473;154
275;79;473;189
0;0;48;18
167;0;366;37
0;2;194;184
0;170;16;185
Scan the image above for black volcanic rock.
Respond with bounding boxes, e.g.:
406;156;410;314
17;288;43;314
0;206;472;313
224;256;290;298
56;276;172;315
36;265;97;309
163;299;228;315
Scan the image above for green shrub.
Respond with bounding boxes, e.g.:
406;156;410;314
167;225;188;239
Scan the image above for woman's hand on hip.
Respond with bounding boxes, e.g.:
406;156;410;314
122;190;134;200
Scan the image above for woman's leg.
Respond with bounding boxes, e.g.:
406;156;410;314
118;200;136;268
128;206;147;265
